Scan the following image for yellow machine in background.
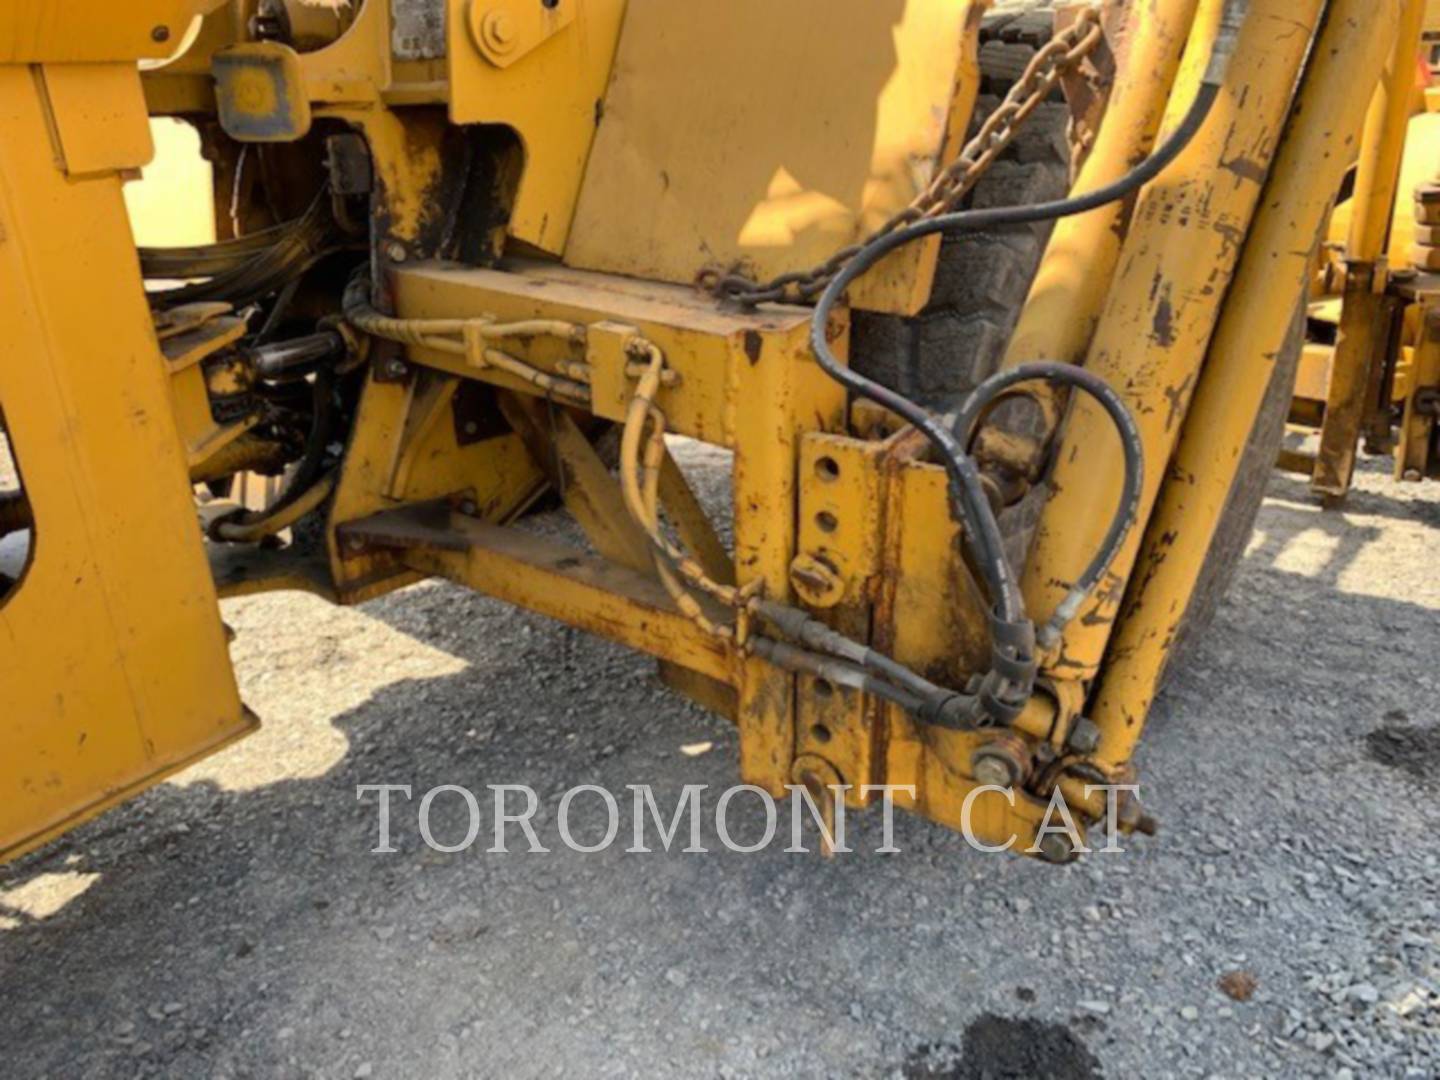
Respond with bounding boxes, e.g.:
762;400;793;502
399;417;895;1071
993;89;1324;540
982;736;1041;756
0;0;1420;862
1289;0;1440;499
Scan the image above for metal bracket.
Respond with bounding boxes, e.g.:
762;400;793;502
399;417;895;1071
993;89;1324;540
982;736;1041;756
465;0;575;68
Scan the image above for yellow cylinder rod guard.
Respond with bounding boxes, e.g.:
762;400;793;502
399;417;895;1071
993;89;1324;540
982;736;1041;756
1020;0;1324;681
1088;0;1404;767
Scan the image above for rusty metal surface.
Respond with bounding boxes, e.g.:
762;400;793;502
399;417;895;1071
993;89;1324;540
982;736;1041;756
339;500;737;684
392;0;447;60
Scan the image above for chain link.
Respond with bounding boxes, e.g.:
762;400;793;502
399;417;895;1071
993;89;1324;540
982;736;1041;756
703;7;1104;308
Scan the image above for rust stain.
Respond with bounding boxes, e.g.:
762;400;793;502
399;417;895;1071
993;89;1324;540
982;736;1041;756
742;330;763;365
1151;292;1176;348
1220;155;1267;185
1162;372;1195;433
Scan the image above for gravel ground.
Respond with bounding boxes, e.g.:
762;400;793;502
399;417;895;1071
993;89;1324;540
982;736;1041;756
1;452;1438;1079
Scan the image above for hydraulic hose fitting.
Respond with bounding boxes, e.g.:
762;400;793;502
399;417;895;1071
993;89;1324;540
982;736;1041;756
1205;0;1249;88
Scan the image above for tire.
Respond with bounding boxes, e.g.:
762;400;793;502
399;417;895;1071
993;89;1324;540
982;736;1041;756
850;3;1072;410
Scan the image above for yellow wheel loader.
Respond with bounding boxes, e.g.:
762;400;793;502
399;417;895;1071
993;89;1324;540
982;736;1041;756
0;0;1424;862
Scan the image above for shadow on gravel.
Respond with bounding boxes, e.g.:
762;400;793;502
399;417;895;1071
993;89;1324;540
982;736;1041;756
1365;717;1440;785
2;459;1437;1077
1266;452;1440;528
901;1016;1102;1079
1238;491;1384;588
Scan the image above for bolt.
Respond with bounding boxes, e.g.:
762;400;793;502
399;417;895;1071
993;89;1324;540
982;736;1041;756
458;499;479;517
151;25;171;43
972;754;1016;788
385;359;409;379
1035;833;1077;865
385;240;408;263
787;553;842;609
1404;468;1423;482
1067;717;1101;754
463;421;480;436
489;11;516;44
345;536;365;552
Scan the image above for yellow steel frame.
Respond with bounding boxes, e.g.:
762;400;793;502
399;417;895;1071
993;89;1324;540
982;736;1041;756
0;55;251;863
1290;0;1440;498
0;1;1409;861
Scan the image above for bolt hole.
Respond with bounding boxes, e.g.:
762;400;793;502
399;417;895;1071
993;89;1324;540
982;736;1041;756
809;723;833;744
814;678;835;699
815;511;838;534
151;24;171;42
815;456;841;482
541;0;560;8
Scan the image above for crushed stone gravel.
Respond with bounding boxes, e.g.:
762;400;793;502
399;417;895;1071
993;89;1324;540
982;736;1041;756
1;452;1437;1078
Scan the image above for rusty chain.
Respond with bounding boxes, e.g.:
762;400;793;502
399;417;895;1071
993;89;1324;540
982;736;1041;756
703;6;1104;307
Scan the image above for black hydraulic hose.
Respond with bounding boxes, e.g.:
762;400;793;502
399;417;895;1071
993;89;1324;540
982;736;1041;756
755;599;977;723
255;276;304;345
278;362;336;504
951;363;1144;649
210;363;336;540
751;637;930;715
251;330;346;379
809;81;1220;614
806;25;1235;720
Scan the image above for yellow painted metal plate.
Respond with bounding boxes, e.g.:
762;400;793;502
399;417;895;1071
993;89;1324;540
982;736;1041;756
41;63;155;176
388;260;845;447
0;64;250;864
1296;342;1335;402
446;0;627;254
564;0;984;315
0;1;225;63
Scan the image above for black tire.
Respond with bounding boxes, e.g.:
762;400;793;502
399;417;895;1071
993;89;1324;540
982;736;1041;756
850;3;1072;409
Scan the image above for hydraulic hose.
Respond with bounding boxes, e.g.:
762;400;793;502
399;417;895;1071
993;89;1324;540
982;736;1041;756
214;470;337;543
754;600;978;725
251;330;346;379
807;0;1244;722
810;81;1220;594
950;363;1144;649
750;637;930;715
210;363;336;543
